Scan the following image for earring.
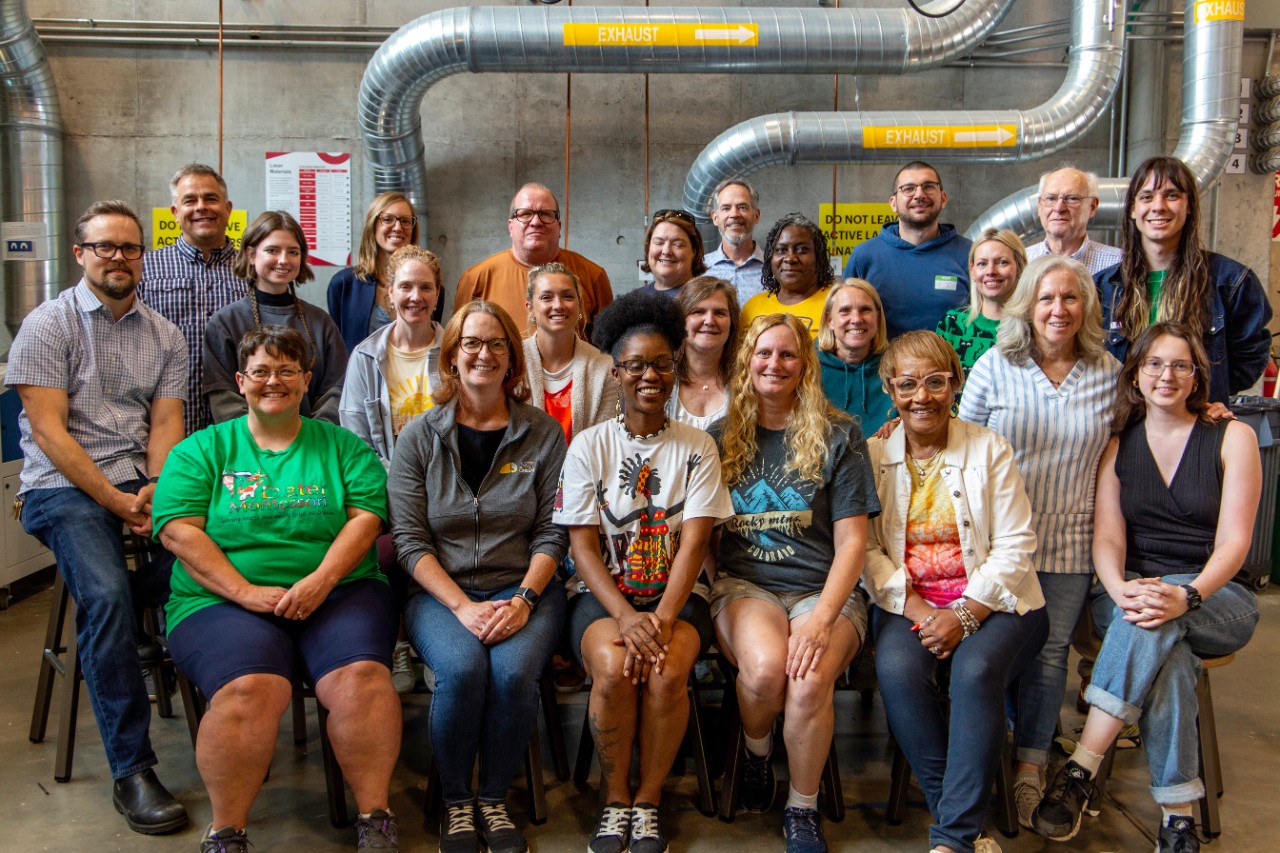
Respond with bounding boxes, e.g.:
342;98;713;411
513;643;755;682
615;397;623;418
887;406;899;421
950;401;960;418
506;367;514;380
449;365;459;376
1131;377;1138;387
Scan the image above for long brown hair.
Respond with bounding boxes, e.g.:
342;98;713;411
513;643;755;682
234;211;316;368
1115;157;1209;342
1110;321;1212;434
354;192;420;282
434;300;531;405
673;276;741;386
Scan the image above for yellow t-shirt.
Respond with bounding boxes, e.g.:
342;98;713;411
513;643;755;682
386;342;435;436
740;287;830;339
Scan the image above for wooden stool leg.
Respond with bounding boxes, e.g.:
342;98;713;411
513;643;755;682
717;678;743;823
30;573;71;743
685;678;716;816
525;737;548;825
1196;670;1223;838
993;737;1018;837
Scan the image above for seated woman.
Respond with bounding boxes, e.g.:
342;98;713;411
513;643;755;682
328;191;423;353
816;278;893;435
521;261;618;441
669;275;741;430
638;208;707;299
154;326;400;853
865;330;1048;853
936;228;1026;377
741;214;835;340
204;211;347;424
1032;323;1261;853
554;290;732;853
388;301;568;853
711;313;879;852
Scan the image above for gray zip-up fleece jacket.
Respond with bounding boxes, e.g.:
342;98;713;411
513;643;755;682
387;396;568;592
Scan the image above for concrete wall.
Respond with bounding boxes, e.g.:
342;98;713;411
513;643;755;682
21;0;1279;349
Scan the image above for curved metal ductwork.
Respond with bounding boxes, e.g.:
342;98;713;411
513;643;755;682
682;0;1124;222
968;0;1244;241
358;0;1016;232
0;0;65;334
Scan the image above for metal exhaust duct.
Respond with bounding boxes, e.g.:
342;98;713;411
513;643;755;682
358;0;1016;235
0;0;65;334
967;0;1245;241
681;0;1124;223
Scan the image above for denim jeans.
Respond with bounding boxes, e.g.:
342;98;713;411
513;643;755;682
406;581;567;802
874;604;1048;853
1086;574;1258;804
1013;572;1093;766
21;480;173;780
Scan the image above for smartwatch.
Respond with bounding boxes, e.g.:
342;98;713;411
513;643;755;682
1180;584;1202;611
513;587;540;610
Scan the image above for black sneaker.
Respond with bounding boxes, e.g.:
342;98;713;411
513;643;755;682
628;803;668;853
588;802;631;853
440;800;479;853
1032;760;1098;841
1157;815;1201;853
782;806;827;853
477;800;527;853
356;808;399;851
200;825;251;853
739;749;778;812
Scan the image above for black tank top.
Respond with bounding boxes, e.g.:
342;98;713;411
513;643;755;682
1115;419;1225;578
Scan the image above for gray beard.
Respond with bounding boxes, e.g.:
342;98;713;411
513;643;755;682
721;231;752;247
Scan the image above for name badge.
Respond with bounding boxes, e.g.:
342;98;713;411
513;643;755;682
934;275;958;291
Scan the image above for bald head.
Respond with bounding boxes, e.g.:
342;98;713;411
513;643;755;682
1036;167;1101;255
507;183;562;265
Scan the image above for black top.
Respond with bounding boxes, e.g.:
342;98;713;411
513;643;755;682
1116;418;1225;577
456;423;508;495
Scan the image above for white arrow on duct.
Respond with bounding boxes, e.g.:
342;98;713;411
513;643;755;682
953;127;1015;145
693;26;755;45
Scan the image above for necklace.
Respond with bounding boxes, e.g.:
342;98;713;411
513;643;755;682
906;450;944;486
618;413;669;441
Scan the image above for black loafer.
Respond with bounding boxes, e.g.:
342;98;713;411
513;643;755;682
112;768;188;834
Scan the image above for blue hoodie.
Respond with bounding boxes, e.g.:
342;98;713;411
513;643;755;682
842;223;972;339
818;347;893;436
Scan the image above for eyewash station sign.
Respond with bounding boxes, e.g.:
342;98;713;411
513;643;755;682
819;203;898;266
863;124;1017;149
563;23;759;47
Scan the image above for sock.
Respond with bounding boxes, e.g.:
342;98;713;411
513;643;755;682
1162;805;1193;822
1069;744;1105;777
744;731;772;758
1016;767;1045;789
785;786;818;810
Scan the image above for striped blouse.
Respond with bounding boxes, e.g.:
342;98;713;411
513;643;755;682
959;347;1120;574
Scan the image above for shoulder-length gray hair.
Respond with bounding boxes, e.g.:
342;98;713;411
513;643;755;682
995;254;1106;366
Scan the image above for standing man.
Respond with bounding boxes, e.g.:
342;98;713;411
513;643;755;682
139;163;241;435
454;182;613;334
704;178;766;304
9;201;189;835
842;161;971;339
1026;166;1122;274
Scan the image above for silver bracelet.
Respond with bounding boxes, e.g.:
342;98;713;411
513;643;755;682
951;600;981;639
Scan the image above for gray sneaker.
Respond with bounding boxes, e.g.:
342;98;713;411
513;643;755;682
628;803;668;853
356;808;399;851
391;642;416;694
200;825;250;853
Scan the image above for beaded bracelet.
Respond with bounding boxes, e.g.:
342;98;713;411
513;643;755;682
951;600;981;639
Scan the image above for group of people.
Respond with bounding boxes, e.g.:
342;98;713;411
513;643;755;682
6;153;1267;853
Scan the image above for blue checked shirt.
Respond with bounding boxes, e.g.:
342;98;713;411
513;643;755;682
1025;236;1123;277
6;281;188;494
704;242;766;305
139;238;243;434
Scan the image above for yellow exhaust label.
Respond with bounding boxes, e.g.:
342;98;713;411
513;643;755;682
863;125;1017;149
1192;1;1245;23
563;23;758;47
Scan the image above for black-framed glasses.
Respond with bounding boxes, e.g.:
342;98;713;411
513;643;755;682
79;241;144;260
1139;358;1196;379
888;371;953;394
377;213;417;229
652;208;696;225
1038;193;1090;208
459;336;511;354
240;367;304;383
509;208;560;225
616;357;676;376
894;182;942;197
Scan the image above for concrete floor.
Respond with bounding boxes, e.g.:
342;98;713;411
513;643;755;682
3;569;1277;853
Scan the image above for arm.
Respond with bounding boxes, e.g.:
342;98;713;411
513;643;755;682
956;350;995;427
338;355;380;458
274;505;382;619
1223;264;1273;395
787;514;868;679
159;515;288;613
307;313;349;425
1092;437;1132;603
129;396;186;530
203;315;247;423
959;431;1038;613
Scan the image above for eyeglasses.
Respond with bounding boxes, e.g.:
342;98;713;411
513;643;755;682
509;208;560;225
887;372;953;394
615;357;676;376
652;209;696;225
894;182;942;197
1038;194;1091;208
458;336;511;354
79;241;144;260
377;214;417;229
240;367;304;382
1139;358;1196;379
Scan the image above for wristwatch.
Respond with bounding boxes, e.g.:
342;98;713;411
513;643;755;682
1180;584;1202;611
513;587;540;610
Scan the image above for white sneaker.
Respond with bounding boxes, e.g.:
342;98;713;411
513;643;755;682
973;835;1003;853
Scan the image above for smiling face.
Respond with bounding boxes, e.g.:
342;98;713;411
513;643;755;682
1037;168;1097;246
171;173;232;253
889;166;947;230
889;353;956;445
527;272;581;336
235;347;309;419
375;199;415;256
250;229;302;293
1138;333;1196;412
829;286;879;363
647;222;695;290
613;330;675;417
390;258;439;328
1129;173;1190;253
970;239;1019;308
770;225;819;297
711;183;760;248
507;185;562;265
683;290;732;358
74;214;144;302
750;323;804;404
1031;268;1085;352
451;311;511;397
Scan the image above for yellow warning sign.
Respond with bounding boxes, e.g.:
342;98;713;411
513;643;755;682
1192;1;1244;23
819;203;898;265
864;125;1018;149
563;23;758;47
151;208;247;251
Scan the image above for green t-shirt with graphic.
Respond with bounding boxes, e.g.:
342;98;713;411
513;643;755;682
936;308;1000;375
1147;269;1167;325
153;416;389;631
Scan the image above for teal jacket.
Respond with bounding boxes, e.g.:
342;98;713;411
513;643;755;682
818;347;892;436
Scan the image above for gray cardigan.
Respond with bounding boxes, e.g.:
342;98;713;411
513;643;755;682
388;396;568;592
339;321;444;468
522;335;619;437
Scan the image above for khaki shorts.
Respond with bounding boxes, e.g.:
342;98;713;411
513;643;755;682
709;576;868;643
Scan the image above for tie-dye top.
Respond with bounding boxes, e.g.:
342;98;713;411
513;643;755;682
903;465;966;607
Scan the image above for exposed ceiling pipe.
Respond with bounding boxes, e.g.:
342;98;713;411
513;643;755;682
357;0;1017;236
681;0;1124;223
0;0;65;334
967;0;1244;242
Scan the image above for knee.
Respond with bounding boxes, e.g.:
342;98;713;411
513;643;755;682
210;674;292;722
736;651;787;706
786;674;836;718
320;660;395;705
